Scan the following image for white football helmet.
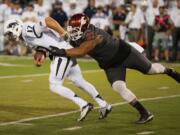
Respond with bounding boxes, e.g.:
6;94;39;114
4;18;23;41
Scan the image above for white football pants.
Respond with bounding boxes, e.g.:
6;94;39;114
49;57;107;109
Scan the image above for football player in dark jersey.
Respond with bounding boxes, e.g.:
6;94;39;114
46;14;180;124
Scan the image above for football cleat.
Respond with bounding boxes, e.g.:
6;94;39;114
77;103;93;122
165;68;180;83
135;112;154;124
99;104;112;120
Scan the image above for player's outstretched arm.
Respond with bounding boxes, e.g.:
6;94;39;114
50;35;103;57
45;16;67;37
65;35;103;57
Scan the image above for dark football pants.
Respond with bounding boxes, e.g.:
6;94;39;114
105;47;152;85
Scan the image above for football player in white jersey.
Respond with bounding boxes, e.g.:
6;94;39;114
4;17;112;122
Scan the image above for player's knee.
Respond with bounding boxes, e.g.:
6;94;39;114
112;81;136;102
148;63;165;74
49;83;62;94
49;83;56;93
112;81;127;94
69;76;85;88
112;81;127;97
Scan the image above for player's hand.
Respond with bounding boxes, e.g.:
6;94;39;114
49;46;67;57
34;51;46;67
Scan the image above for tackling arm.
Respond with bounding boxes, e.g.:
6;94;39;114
66;40;97;57
50;35;103;57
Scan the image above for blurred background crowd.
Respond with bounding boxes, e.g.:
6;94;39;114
0;0;179;62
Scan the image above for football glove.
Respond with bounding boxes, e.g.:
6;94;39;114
49;46;67;57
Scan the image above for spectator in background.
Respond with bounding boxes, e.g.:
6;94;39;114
113;5;126;30
146;0;159;59
84;0;96;19
112;5;127;40
40;0;55;11
66;0;82;17
3;0;13;21
111;0;125;8
170;0;180;61
34;0;49;19
0;0;10;51
147;0;164;7
103;3;112;16
139;0;148;48
50;1;68;28
90;6;110;30
166;0;177;12
21;2;38;24
7;0;23;19
125;2;145;43
152;5;173;62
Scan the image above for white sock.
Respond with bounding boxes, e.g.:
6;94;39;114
74;79;107;108
50;83;87;109
94;95;107;108
67;65;107;107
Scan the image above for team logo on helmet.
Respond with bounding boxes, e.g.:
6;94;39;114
67;13;89;41
4;19;23;41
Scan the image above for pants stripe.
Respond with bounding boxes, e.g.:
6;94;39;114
56;58;62;76
61;57;70;80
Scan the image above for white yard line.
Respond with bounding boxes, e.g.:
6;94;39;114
158;86;169;90
63;126;82;131
0;62;31;67
21;79;33;83
136;131;155;135
15;123;34;126
0;69;103;79
0;73;49;79
0;94;180;126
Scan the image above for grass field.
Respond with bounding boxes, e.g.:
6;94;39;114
0;55;180;135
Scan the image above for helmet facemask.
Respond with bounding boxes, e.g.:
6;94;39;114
67;16;89;41
67;26;83;41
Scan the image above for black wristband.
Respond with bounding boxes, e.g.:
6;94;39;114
56;49;67;57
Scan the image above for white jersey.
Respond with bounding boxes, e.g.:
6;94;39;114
22;20;72;50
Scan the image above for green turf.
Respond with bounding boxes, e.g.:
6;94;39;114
0;56;180;135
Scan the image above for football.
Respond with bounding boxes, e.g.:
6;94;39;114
33;51;46;67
